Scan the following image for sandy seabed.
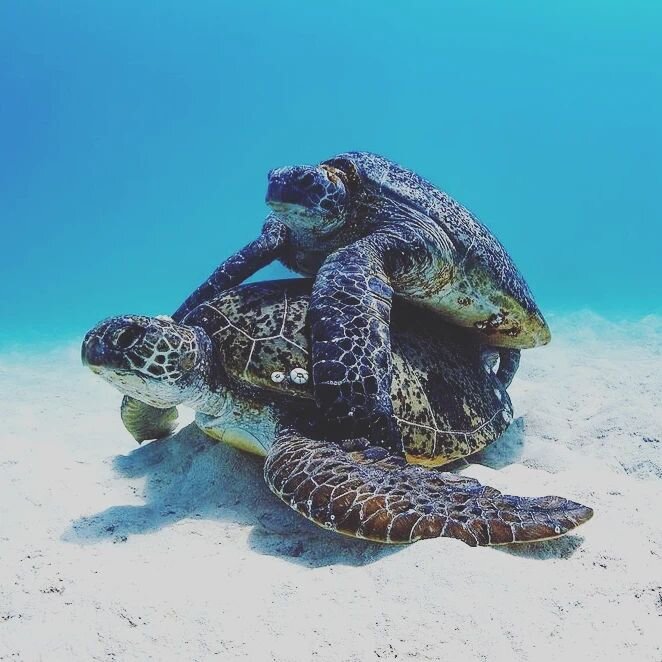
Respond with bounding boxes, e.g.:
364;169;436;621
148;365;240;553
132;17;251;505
1;313;661;661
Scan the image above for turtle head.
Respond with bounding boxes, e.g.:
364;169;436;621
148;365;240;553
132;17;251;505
82;315;213;408
266;164;349;236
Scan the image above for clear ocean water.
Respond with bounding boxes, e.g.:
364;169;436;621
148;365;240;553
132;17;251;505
1;1;660;348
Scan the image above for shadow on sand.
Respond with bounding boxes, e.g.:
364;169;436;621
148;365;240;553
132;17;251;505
473;415;527;469
475;416;586;560
64;417;582;564
63;423;400;567
495;534;585;560
444;416;586;561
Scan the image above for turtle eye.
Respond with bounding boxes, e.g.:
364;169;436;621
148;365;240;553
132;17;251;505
320;165;346;188
113;326;144;350
179;353;195;371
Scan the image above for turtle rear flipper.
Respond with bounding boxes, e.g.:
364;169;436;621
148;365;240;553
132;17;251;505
121;396;178;443
496;348;521;388
264;428;593;545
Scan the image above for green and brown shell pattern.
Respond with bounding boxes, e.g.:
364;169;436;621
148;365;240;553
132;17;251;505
183;279;513;467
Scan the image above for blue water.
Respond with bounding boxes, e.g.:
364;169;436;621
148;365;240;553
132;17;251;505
1;1;660;347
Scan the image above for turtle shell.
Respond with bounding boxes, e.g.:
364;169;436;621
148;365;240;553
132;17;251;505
183;280;312;401
322;152;551;349
185;279;512;466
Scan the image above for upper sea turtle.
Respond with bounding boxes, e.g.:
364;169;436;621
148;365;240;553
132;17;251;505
172;152;549;444
82;280;590;546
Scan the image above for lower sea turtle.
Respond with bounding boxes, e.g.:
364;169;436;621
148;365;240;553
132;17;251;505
82;280;591;546
172;152;549;443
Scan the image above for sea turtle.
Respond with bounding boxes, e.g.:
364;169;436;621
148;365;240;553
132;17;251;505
82;280;591;546
172;152;549;444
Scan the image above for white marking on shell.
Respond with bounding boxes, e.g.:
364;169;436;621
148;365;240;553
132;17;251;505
290;368;309;385
502;409;512;423
271;371;286;384
494;388;502;400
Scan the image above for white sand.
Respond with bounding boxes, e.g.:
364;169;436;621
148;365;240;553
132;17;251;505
1;314;661;661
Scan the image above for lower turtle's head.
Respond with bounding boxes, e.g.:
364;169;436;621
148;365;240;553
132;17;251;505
82;315;212;408
266;163;349;236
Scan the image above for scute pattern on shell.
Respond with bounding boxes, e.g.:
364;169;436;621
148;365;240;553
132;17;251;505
389;326;513;466
185;279;512;465
321;152;551;348
330;151;536;308
183;280;312;400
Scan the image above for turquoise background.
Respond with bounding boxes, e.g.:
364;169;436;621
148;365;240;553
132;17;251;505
1;1;660;346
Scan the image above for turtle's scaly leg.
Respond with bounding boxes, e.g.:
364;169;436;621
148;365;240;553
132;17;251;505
309;234;399;447
264;427;594;545
309;229;440;447
172;215;289;322
496;348;521;389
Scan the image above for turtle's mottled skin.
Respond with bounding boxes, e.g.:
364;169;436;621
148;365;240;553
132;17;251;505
173;152;549;444
82;280;592;546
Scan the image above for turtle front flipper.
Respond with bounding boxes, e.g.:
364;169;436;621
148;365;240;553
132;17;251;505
496;349;521;388
172;215;289;321
264;428;593;545
120;396;178;443
309;235;400;447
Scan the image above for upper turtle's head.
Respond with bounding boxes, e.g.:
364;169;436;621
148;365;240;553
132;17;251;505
266;163;349;236
82;315;212;408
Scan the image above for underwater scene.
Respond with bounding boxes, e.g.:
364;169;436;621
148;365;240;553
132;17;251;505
1;2;660;661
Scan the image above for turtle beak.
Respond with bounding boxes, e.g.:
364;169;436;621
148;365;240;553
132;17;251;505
266;166;307;207
81;321;139;372
81;332;106;369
